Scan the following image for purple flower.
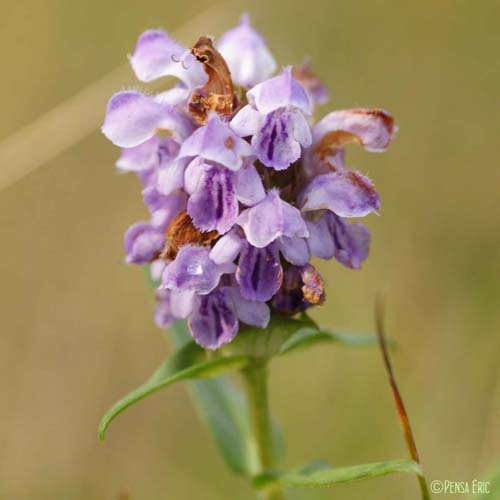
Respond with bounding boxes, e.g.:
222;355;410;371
124;222;165;264
103;16;397;349
231;67;312;170
162;245;235;295
102;91;194;148
236;189;308;248
178;115;254;171
298;170;380;218
129;29;207;88
217;14;276;87
305;211;370;269
189;285;270;350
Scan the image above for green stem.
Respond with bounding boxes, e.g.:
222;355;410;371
242;361;285;500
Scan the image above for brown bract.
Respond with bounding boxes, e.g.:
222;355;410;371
162;211;218;260
188;36;235;124
301;265;326;305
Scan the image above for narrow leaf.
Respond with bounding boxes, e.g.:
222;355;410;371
254;459;422;489
279;327;382;355
99;341;250;440
170;321;259;475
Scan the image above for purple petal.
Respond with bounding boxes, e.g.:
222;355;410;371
313;108;396;153
189;289;239;350
144;190;187;224
116;135;161;172
217;14;277;87
292;60;329;107
156;84;191;107
252;108;311;170
281;199;309;238
210;229;243;265
150;259;168;282
187;165;238;234
234;163;266;206
247;66;311;115
236;190;283;247
170;289;195;318
299;171;380;217
237;190;307;247
124;222;164;264
178;115;254;171
102;91;193;148
183;157;209;194
226;285;270;328
162;245;229;295
236;242;283;301
279;236;310;266
156;158;187;196
230;104;262;137
129;30;206;87
306;211;370;268
154;290;175;329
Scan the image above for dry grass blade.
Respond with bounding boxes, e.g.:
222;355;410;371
375;293;431;500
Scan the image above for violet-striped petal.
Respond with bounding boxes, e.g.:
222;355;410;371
162;245;229;295
236;242;283;302
187;165;238;234
252;108;311;170
102;91;193;148
217;14;277;87
247;66;311;115
313;108;396;153
178;115;254;171
306;211;370;268
299;171;380;217
124;222;164;264
189;289;239;350
129;29;207;87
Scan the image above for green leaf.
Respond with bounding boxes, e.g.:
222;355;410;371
279;327;386;356
253;459;422;489
98;341;250;440
169;320;285;475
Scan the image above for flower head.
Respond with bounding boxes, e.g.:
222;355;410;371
102;15;396;349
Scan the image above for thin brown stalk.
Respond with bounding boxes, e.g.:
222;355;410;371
375;293;431;500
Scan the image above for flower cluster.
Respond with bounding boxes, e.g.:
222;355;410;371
102;14;396;350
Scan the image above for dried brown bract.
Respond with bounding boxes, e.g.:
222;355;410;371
188;36;236;124
162;211;218;260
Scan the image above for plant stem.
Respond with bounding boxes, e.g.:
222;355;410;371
242;361;285;500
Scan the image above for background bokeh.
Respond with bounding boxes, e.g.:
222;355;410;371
1;0;499;499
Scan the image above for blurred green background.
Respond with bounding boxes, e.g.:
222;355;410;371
1;0;499;499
